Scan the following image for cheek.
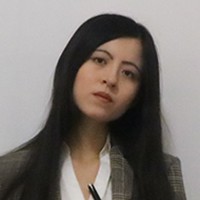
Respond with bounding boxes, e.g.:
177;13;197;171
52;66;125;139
120;84;140;109
110;89;138;121
73;71;89;92
73;73;84;103
73;68;96;104
74;65;97;87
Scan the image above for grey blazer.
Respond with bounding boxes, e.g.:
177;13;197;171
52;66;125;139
0;146;186;200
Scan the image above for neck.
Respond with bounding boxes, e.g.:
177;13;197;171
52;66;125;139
68;117;109;160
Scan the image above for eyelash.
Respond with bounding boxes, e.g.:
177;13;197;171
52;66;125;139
91;57;107;65
122;70;138;79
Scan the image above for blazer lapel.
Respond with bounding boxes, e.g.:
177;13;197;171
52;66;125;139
54;183;61;200
110;146;138;200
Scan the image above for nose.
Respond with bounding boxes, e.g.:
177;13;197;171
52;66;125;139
102;68;118;88
102;79;116;88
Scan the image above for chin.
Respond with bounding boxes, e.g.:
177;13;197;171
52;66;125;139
86;112;122;123
79;107;126;123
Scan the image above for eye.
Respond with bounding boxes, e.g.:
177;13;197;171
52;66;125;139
122;70;139;80
91;57;107;65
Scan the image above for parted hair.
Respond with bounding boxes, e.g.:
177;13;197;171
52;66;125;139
2;14;174;200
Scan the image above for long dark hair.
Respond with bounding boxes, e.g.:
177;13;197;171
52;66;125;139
2;14;174;200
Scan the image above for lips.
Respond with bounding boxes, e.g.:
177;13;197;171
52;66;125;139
93;91;113;102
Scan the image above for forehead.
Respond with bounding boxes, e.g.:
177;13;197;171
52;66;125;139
96;37;141;53
94;38;143;66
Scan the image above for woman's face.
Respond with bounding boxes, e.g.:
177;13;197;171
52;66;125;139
73;37;142;123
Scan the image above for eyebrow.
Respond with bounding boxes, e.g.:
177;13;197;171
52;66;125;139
95;49;113;59
122;61;141;73
95;49;141;73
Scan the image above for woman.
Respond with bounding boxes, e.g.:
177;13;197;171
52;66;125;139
0;14;186;200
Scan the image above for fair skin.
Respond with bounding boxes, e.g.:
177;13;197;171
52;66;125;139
69;37;142;199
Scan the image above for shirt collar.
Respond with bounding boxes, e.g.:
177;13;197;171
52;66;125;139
62;134;111;158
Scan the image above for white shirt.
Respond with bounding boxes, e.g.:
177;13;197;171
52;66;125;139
60;138;112;200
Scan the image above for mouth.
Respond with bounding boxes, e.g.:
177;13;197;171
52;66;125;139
93;91;113;103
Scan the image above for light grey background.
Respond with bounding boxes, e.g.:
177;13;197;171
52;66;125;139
0;0;199;199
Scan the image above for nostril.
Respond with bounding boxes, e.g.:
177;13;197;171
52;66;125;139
102;77;117;88
102;79;116;88
109;83;116;88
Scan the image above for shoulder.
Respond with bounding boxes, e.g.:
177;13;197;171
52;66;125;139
164;153;183;179
0;147;30;193
0;145;31;164
0;147;30;176
164;154;187;200
164;153;182;172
